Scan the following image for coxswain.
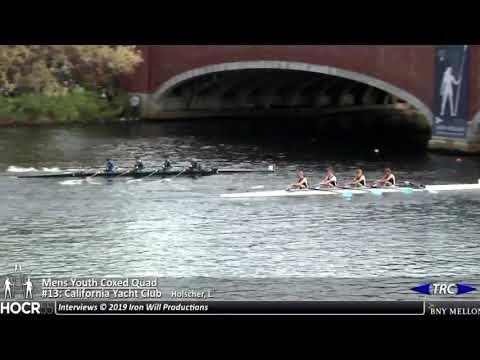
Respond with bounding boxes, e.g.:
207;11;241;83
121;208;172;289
317;167;337;188
375;168;396;187
134;156;144;171
350;168;366;188
106;158;115;173
289;170;309;189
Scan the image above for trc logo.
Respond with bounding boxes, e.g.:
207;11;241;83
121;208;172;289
411;283;476;295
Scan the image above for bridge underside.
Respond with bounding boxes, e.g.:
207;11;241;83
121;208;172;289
141;69;433;150
157;69;414;113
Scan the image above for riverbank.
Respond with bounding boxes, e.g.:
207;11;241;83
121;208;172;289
0;91;128;126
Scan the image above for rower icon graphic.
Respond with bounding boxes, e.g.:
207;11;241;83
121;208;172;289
4;277;13;299
3;264;34;299
24;277;33;299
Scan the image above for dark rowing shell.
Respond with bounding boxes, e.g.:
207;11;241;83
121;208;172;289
17;169;218;179
16;167;275;179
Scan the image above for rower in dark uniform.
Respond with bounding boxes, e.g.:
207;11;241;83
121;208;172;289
289;170;309;190
350;168;367;188
133;156;144;171
317;167;337;188
375;168;396;187
163;157;172;170
188;160;202;172
106;158;115;173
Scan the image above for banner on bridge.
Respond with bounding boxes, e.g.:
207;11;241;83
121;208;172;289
433;45;470;139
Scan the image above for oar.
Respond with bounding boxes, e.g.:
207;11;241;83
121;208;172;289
318;183;355;197
117;169;132;177
88;170;102;178
402;181;437;194
366;181;422;196
86;170;103;183
398;181;426;194
340;189;353;198
402;181;425;189
160;167;189;182
369;188;384;196
143;168;160;179
286;186;308;192
127;169;160;183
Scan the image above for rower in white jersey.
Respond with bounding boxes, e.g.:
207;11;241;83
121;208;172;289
375;168;396;187
350;168;367;188
317;167;337;188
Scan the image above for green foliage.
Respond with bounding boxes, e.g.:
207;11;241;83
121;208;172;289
0;45;143;95
0;45;143;125
0;91;122;124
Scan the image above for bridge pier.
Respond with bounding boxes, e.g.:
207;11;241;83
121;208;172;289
130;92;480;154
428;120;480;154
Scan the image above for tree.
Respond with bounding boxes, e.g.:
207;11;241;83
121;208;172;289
0;45;143;95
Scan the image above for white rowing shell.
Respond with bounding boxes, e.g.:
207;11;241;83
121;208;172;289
220;181;480;198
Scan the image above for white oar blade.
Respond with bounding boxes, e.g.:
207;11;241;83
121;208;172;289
370;189;383;196
250;185;264;189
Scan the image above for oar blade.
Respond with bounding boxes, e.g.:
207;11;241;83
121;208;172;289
370;189;383;196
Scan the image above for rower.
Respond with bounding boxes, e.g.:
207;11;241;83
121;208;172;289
317;167;337;188
105;158;115;173
375;168;396;187
350;168;366;188
189;160;202;171
289;170;309;189
134;156;144;171
163;157;172;170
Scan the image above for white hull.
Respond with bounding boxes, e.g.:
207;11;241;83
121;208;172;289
220;181;480;198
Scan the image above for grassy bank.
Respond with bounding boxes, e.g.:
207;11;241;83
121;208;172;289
0;91;128;126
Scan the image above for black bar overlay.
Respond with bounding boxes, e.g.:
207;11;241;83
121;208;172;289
5;301;480;317
53;301;424;315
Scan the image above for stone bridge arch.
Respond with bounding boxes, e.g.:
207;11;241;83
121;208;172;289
151;61;433;125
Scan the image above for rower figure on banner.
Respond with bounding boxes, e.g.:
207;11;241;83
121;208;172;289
440;66;461;117
433;45;469;139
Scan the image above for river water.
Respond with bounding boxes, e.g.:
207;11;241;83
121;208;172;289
1;122;480;300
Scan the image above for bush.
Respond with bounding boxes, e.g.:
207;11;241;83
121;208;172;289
0;90;123;125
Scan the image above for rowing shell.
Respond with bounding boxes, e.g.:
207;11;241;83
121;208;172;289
17;169;218;179
16;165;276;179
220;181;480;198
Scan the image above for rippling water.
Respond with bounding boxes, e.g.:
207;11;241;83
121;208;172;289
1;122;480;300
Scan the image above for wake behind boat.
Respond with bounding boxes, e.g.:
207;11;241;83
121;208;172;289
220;180;480;198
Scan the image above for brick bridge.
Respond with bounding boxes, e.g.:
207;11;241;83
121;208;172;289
120;45;480;153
